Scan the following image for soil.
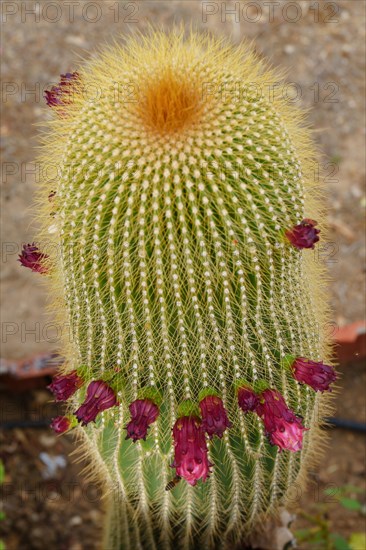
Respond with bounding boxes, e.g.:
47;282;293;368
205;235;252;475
1;1;365;549
293;358;366;548
0;390;103;550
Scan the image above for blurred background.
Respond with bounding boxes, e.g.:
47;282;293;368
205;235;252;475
1;1;365;549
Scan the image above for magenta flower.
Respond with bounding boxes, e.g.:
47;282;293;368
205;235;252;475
50;416;70;434
18;243;49;274
285;218;320;249
199;394;231;438
291;357;337;392
75;380;119;426
171;416;212;486
47;370;83;401
125;398;159;442
256;389;307;452
237;385;260;414
44;72;79;111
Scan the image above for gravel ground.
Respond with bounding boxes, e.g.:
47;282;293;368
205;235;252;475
1;1;365;549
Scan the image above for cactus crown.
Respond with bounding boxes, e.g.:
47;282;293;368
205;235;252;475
37;28;333;549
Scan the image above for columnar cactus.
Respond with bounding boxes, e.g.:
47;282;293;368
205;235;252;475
34;29;336;549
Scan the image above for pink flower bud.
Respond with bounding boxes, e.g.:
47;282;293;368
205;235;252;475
237;385;260;413
291;357;336;392
47;370;83;401
18;243;49;274
171;416;212;486
50;416;70;434
44;72;79;113
199;395;231;438
75;380;119;425
256;389;307;452
285;219;320;249
125;398;159;442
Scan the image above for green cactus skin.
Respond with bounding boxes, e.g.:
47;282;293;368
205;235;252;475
37;29;334;550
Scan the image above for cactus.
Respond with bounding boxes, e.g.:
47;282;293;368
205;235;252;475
35;29;335;549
